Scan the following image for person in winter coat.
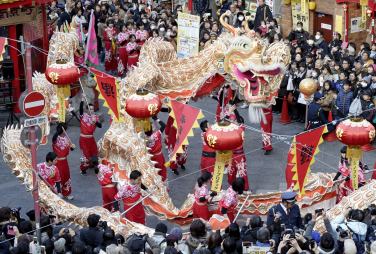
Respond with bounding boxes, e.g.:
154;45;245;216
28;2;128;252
320;81;337;117
241;215;263;244
360;90;375;122
180;220;207;254
335;81;353;118
253;0;272;29
331;208;368;254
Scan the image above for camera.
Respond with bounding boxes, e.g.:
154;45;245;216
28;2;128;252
336;227;349;238
315;208;324;216
98;221;108;229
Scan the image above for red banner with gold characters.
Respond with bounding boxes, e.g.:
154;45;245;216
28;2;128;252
291;125;327;194
168;100;203;162
91;68;121;122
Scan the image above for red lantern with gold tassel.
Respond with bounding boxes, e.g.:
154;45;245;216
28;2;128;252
45;59;80;122
125;89;162;132
204;120;244;193
336;118;375;190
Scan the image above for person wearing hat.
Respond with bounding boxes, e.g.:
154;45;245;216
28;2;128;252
306;92;329;130
266;191;302;230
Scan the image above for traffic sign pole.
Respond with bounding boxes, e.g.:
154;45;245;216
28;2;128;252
26;44;42;247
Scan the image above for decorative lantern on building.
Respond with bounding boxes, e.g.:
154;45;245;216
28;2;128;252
204;120;244;192
336;118;375;190
299;78;318;99
308;1;316;10
125;89;162;132
45;59;80;122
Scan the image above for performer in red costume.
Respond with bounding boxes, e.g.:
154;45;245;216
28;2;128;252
193;171;217;220
52;123;75;199
200;120;216;174
164;115;187;175
96;163;119;212
212;84;235;122
126;34;140;70
218;177;245;222
260;107;273;155
115;170;148;224
103;20;118;74
79;99;102;174
145;117;167;181
225;108;249;191
117;24;128;77
334;146;368;203
37;152;62;195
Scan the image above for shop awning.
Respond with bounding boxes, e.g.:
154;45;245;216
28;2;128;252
0;0;53;10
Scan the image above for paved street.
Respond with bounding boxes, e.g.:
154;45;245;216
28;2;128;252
1;96;375;228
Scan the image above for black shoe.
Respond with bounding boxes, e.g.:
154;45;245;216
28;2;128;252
264;150;272;155
180;165;186;170
81;170;87;175
173;170;179;175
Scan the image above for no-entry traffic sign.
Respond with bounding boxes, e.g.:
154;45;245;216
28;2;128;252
22;91;45;117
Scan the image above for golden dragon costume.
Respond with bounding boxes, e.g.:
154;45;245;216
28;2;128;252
2;15;374;236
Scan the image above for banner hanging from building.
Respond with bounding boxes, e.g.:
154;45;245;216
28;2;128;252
291;0;309;32
167;100;203;162
290;125;327;194
91;68;121;122
177;12;200;58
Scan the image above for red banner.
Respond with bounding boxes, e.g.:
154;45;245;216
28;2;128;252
293;126;327;194
91;68;120;121
168;100;203;161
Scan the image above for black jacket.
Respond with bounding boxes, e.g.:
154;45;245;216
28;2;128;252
79;227;104;249
57;11;72;30
254;4;272;29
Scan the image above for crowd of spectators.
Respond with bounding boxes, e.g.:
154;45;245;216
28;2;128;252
3;199;376;254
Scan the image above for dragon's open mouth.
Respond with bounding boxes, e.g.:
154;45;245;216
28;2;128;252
233;64;281;103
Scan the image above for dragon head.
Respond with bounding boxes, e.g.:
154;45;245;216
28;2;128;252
220;14;290;115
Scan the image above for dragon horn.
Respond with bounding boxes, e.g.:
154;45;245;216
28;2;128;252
219;12;237;36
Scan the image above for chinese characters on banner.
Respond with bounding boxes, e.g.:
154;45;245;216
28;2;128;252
91;68;121;122
291;0;309;31
347;147;362;190
290;125;327;194
177;12;200;58
211;151;232;193
167;100;203;162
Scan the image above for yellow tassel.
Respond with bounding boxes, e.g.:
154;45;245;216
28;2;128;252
211;151;232;193
347;146;362;190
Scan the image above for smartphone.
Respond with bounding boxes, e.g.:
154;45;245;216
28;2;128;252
315;208;324;216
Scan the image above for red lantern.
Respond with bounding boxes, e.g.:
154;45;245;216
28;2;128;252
45;60;80;85
125;89;162;132
336;118;375;190
204;120;244;193
336;118;375;146
45;59;80;123
204;121;244;151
